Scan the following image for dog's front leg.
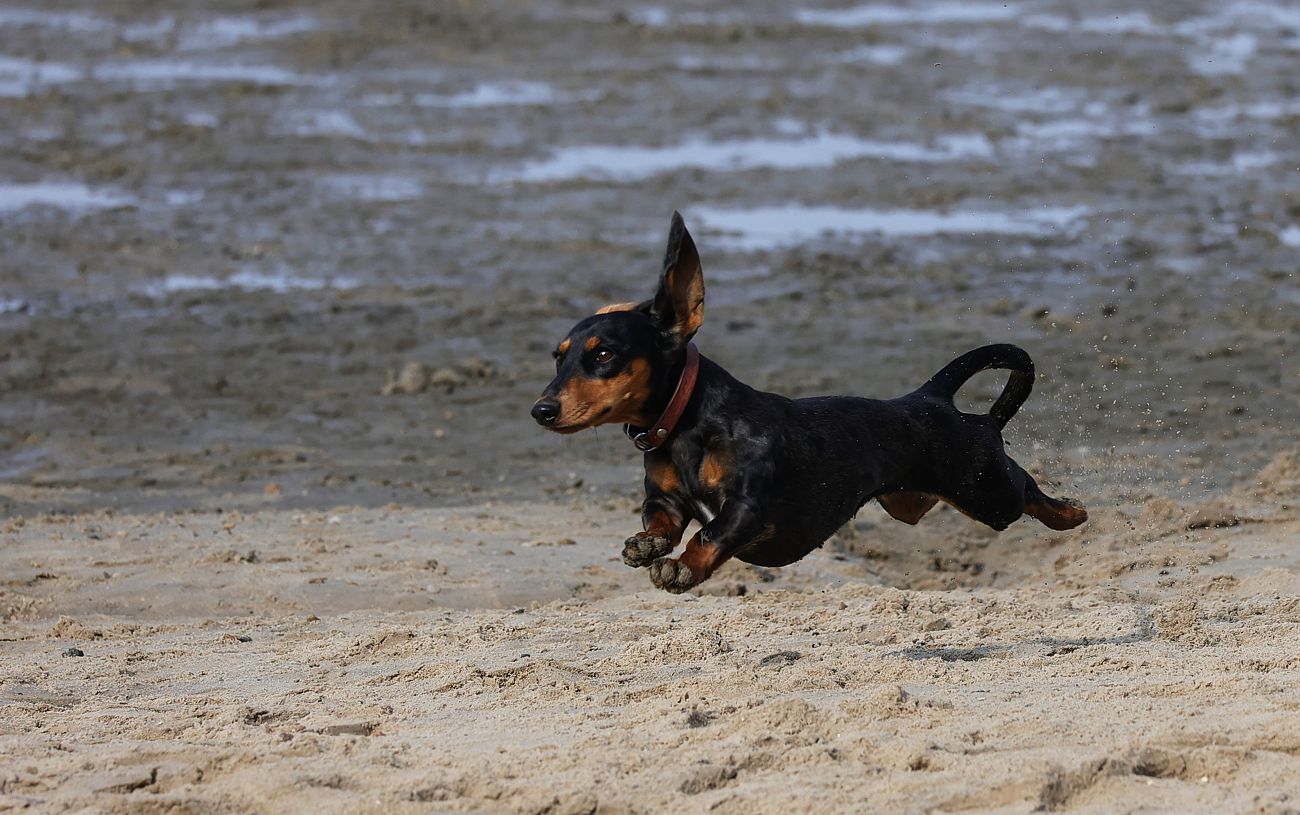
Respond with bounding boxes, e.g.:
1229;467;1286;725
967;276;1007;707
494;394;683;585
624;457;689;567
648;466;773;594
623;499;686;567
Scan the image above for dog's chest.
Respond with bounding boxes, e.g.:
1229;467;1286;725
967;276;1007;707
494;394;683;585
687;493;718;523
665;453;724;523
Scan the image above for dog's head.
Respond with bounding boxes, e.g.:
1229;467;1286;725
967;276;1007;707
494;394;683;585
531;211;705;433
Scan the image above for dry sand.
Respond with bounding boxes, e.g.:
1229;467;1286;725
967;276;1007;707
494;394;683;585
3;449;1299;814
3;0;1300;812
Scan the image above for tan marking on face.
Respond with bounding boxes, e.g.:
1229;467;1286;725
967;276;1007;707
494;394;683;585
553;358;653;430
647;458;680;494
594;302;640;315
584;336;601;352
698;451;728;491
557;338;571;355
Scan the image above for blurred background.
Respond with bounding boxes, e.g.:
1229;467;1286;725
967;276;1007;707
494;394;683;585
0;0;1296;517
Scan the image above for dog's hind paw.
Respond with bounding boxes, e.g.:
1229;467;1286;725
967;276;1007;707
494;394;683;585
623;532;675;568
1026;495;1089;531
648;557;697;594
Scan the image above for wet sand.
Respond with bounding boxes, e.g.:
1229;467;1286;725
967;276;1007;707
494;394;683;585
2;0;1299;812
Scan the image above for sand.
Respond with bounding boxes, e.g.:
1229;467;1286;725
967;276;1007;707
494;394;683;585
3;449;1299;813
3;0;1300;812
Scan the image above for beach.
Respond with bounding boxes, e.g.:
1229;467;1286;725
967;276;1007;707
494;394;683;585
2;0;1299;812
4;456;1300;812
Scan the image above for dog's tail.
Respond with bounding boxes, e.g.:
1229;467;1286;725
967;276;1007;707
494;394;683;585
919;344;1034;429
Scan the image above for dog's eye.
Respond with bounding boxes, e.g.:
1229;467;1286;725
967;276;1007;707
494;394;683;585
594;348;615;365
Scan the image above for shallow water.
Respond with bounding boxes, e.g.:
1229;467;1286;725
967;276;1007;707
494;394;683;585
141;268;360;297
317;174;425;202
91;59;315;87
171;14;319;50
794;2;1021;27
691;204;1090;250
0;7;103;31
0;182;130;212
423;81;565;108
0;55;80;96
495;131;994;183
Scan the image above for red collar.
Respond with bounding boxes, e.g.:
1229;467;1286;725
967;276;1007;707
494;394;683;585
625;342;700;452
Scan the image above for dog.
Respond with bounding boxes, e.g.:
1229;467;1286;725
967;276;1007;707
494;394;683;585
531;212;1088;593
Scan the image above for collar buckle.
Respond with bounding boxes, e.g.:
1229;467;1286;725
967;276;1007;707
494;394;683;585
626;342;699;452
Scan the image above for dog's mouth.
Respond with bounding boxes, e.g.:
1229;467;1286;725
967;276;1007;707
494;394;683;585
546;423;588;434
545;406;613;434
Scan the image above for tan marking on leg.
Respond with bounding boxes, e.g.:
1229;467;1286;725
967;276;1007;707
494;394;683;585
752;523;776;543
937;496;984;523
676;533;727;582
1025;497;1089;530
698;451;729;491
644;508;685;546
878;492;940;525
647;458;680;493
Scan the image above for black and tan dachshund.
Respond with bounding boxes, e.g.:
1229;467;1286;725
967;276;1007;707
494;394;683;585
531;212;1088;593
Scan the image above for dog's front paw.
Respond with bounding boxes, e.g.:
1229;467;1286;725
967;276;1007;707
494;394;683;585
623;532;675;568
648;557;697;594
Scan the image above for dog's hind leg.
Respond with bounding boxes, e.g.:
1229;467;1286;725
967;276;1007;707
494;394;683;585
1023;476;1088;530
932;459;1028;532
939;468;1087;532
878;492;941;525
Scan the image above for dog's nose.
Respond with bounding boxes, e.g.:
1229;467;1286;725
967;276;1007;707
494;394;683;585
531;399;560;426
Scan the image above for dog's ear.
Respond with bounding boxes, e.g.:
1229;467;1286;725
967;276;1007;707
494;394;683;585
650;211;704;348
594;301;651;315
